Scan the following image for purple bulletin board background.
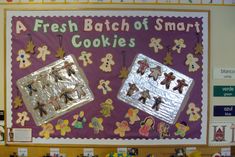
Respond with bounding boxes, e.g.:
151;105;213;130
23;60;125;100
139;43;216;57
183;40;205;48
5;10;209;145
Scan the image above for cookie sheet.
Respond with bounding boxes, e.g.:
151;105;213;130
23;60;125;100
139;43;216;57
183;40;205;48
118;54;194;124
17;55;94;126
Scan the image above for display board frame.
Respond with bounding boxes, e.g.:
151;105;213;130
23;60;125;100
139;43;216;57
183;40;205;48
4;8;210;146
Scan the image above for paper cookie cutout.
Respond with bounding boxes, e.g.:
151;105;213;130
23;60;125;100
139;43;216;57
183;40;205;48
163;52;173;65
64;61;75;77
72;111;86;129
125;108;140;125
114;121;130;137
149;37;163;53
34;102;47;117
148;66;162;81
126;83;139;96
16;49;31;69
37;45;51;62
157;122;170;139
139;116;155;137
137;59;149;75
160;72;176;89
25;81;37;96
89;117;104;134
97;79;112;95
48;96;61;111
152;96;164;111
186;102;201;122
194;43;203;55
138;90;151;104
173;79;188;94
55;119;71;136
39;123;55;139
175;121;190;137
100;98;114;117
16;111;30;126
99;53;115;72
172;38;186;53
185;53;200;72
13;96;23;109
60;89;74;104
78;51;93;67
25;39;35;54
119;67;129;80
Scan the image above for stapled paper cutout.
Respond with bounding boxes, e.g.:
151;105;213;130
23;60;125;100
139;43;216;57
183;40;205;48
160;72;176;89
172;38;186;53
37;45;51;62
39;123;55;139
97;79;112;95
173;79;188;94
148;66;162;81
194;43;203;55
139;116;155;137
186;102;201;122
138;90;150;104
185;53;200;72
89;117;104;134
34;102;47;117
13;96;23;109
149;37;163;53
114;121;130;137
100;53;115;72
175;121;190;137
64;61;75;77
72;111;86;129
157;122;170;139
126;83;139;96
125;108;140;125
78;51;93;67
55;119;71;136
16;49;31;69
16;111;30;126
137;59;149;75
25;34;35;54
100;98;114;117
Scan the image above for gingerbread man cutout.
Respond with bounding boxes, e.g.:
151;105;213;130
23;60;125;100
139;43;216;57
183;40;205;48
148;66;162;81
99;53;115;72
137;59;149;75
78;51;93;67
64;61;75;77
16;49;31;69
172;38;186;53
160;72;175;89
97;79;112;95
152;96;164;111
114;121;130;137
138;90;150;104
74;84;86;99
126;83;139;96
173;79;188;94
37;45;51;62
148;37;163;53
185;53;200;72
100;98;114;117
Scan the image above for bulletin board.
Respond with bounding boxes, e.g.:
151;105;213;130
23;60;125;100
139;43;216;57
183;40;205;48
5;9;209;145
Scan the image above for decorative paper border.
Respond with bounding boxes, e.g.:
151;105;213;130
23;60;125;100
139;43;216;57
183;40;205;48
5;9;209;145
1;0;235;5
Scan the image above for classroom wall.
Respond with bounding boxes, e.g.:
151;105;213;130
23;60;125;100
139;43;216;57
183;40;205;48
0;3;234;157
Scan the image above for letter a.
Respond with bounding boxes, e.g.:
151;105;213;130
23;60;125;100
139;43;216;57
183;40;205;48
16;21;27;34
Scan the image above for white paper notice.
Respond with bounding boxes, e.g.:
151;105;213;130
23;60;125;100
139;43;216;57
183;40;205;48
13;128;32;142
83;148;94;156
